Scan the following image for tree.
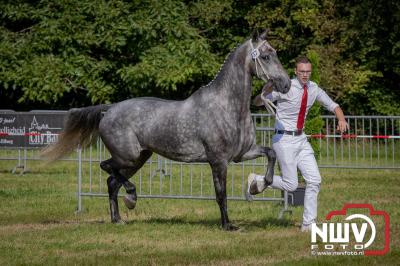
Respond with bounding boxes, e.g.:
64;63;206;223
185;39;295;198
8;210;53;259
0;0;220;109
1;0;399;115
246;0;400;115
336;0;400;115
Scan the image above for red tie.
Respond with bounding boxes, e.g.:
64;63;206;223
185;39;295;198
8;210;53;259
297;84;308;130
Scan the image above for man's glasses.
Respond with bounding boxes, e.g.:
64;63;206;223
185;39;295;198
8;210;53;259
297;71;312;75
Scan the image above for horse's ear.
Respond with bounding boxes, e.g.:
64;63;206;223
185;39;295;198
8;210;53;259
251;29;269;41
259;29;269;40
252;30;260;41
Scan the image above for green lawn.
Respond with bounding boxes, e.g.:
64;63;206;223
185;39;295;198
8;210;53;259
0;158;399;265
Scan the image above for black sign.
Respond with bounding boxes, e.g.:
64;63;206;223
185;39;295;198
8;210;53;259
0;111;67;148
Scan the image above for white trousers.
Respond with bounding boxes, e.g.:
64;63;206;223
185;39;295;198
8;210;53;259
271;134;321;225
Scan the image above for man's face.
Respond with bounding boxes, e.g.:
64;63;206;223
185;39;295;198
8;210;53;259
295;63;312;85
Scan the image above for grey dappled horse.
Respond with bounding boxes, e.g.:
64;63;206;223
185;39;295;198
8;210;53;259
43;30;290;230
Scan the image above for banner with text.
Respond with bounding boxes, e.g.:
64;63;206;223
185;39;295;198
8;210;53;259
0;111;67;148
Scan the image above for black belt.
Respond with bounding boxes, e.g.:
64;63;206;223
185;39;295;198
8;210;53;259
275;129;303;136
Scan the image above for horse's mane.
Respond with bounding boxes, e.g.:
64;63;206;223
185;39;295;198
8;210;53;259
202;42;245;90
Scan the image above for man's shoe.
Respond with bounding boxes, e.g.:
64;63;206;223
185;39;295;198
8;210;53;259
301;221;319;232
301;224;312;232
245;173;268;201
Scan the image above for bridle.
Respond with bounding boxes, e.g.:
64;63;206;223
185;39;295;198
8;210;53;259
250;40;271;82
250;40;277;114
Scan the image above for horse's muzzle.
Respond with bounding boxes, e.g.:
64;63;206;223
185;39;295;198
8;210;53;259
274;77;291;94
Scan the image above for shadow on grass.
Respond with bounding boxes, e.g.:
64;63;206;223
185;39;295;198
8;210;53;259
242;217;294;228
37;216;295;233
124;216;295;231
127;217;220;228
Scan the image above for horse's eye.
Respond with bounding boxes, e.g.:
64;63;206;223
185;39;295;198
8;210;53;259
261;55;270;60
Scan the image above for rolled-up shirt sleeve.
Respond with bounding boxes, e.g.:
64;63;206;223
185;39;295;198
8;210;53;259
316;87;339;113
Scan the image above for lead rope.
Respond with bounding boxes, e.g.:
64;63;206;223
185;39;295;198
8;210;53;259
261;92;277;114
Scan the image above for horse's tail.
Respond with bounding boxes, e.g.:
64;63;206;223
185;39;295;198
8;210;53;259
41;104;111;162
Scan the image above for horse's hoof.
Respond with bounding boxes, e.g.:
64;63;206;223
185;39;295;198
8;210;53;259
265;176;273;186
223;223;239;231
123;195;137;210
112;219;127;225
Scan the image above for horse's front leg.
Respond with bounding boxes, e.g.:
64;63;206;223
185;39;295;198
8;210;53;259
210;161;238;231
235;145;276;185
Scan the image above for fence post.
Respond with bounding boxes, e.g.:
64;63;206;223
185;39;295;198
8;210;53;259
76;145;83;213
278;190;292;219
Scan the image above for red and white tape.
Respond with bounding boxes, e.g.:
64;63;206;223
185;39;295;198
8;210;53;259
0;132;59;137
1;132;399;139
308;134;400;139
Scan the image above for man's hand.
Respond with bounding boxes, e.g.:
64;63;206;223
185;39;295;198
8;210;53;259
334;106;349;133
337;120;349;133
253;81;273;106
253;94;264;106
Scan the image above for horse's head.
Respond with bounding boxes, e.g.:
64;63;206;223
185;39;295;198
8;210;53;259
250;30;290;94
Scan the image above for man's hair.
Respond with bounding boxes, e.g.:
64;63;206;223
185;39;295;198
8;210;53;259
295;56;311;67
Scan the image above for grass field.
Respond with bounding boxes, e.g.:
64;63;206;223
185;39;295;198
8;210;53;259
0;158;399;265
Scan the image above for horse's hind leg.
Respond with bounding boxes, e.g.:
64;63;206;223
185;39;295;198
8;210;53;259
101;151;152;223
101;159;124;223
106;175;123;223
101;160;137;207
118;150;153;209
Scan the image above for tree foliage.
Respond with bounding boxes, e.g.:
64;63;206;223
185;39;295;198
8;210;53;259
1;0;399;114
0;0;221;108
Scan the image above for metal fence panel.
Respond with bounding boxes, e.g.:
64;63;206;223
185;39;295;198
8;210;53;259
1;111;399;216
317;115;400;169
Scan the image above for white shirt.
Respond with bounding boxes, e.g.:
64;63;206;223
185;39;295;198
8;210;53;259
265;78;339;131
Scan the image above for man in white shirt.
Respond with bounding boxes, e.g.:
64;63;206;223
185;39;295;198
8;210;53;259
247;56;349;232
